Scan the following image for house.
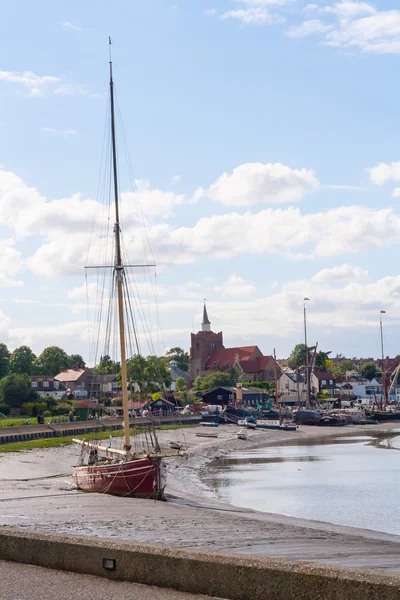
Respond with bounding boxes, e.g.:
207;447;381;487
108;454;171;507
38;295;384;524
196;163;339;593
188;303;276;381
87;374;121;399
169;360;193;391
278;372;306;398
352;378;383;403
74;399;102;422
54;368;92;399
29;376;66;400
145;398;177;415
200;386;269;407
310;371;336;395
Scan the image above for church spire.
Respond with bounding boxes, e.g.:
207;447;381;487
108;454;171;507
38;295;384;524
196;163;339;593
202;301;211;332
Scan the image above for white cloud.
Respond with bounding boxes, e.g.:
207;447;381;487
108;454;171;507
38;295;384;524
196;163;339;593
312;264;369;282
0;70;59;96
216;273;256;297
369;161;400;185
284;3;400;55
61;21;82;32
41;127;77;137
221;8;284;25
171;174;181;184
325;184;368;191
304;4;319;13
286;19;334;38
393;188;400;198
205;162;319;206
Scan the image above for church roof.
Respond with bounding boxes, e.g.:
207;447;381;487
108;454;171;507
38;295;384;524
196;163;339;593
202;303;211;325
206;347;272;373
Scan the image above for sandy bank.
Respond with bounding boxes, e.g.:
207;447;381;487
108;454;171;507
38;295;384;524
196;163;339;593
0;423;399;571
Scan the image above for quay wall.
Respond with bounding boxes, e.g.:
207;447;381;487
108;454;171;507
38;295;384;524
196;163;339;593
0;527;399;600
0;415;201;445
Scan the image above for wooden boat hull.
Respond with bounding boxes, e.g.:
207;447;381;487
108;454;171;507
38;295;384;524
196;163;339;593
72;457;166;500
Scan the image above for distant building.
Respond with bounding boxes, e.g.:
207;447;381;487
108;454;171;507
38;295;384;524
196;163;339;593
29;376;66;400
87;373;121;399
310;371;336;395
169;359;193;391
200;385;269;407
54;368;92;399
278;372;306;398
188;303;276;382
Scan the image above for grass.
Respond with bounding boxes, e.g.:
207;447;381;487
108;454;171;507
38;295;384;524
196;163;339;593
0;423;196;453
0;417;60;428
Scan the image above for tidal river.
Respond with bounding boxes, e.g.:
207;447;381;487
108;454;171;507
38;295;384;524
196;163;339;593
204;430;400;535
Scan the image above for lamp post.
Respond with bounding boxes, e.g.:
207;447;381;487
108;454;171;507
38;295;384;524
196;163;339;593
380;310;387;407
304;297;310;408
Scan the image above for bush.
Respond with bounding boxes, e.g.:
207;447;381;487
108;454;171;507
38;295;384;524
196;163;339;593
43;410;51;417
0;403;10;416
51;405;70;416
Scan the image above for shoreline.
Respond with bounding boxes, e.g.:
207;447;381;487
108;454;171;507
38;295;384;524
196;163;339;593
0;422;400;571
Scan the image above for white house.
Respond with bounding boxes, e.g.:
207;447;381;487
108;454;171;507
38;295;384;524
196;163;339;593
29;376;66;400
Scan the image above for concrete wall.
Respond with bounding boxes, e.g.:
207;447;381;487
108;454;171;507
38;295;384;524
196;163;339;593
0;527;399;600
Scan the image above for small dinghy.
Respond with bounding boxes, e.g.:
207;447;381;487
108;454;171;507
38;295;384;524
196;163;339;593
236;429;247;440
169;441;184;450
244;416;257;430
196;432;219;438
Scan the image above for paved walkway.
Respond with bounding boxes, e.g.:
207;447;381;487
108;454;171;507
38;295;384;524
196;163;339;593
0;561;227;600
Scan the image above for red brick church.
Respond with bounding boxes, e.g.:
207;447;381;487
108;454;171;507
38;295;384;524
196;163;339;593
188;303;275;382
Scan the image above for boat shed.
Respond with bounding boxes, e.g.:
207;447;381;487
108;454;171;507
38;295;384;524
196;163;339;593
74;400;103;422
200;386;270;407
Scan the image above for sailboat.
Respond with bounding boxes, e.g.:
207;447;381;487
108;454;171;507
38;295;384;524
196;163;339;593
72;41;178;499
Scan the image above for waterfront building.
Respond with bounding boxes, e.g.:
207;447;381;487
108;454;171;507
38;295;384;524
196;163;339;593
189;303;275;382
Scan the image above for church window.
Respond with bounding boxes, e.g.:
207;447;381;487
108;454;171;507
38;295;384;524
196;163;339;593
196;343;200;352
211;343;215;350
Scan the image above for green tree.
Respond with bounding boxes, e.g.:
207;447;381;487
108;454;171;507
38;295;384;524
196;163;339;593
315;350;332;372
126;355;147;390
287;344;314;370
175;376;186;392
0;373;34;408
8;345;36;375
68;354;86;369
32;346;71;376
193;370;236;391
332;359;354;377
0;343;10;378
97;354;120;375
165;347;189;372
361;361;378;381
145;355;172;392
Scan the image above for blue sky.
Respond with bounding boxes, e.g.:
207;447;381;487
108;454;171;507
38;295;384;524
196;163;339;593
2;0;400;362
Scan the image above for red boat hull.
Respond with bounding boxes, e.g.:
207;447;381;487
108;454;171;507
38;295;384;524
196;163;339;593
72;457;166;499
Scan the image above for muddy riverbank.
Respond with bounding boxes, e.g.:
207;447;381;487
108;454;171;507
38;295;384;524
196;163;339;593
1;423;400;571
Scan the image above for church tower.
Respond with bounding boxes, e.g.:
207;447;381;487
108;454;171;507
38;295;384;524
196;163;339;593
188;302;224;379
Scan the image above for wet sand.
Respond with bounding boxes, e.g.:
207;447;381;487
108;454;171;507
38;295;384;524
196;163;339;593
1;423;400;571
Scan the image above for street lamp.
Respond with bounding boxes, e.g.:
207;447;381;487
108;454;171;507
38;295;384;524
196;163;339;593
304;297;310;408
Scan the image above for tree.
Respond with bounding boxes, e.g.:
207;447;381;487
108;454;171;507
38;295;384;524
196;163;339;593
165;347;189;372
145;356;172;392
0;343;10;378
0;373;34;408
315;351;332;372
126;355;147;390
361;361;378;381
332;360;354;377
32;346;71;376
68;354;86;369
175;376;186;392
97;355;120;375
193;370;236;391
8;346;36;375
287;344;314;370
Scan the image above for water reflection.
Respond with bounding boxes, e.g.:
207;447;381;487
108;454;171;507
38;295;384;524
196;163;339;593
203;432;400;535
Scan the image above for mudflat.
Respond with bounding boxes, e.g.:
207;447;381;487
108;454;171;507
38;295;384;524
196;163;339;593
0;423;399;571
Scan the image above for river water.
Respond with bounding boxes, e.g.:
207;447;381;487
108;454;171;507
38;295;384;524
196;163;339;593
205;430;400;535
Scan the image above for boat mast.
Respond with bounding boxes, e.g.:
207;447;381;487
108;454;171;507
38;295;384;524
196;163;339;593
109;38;131;455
